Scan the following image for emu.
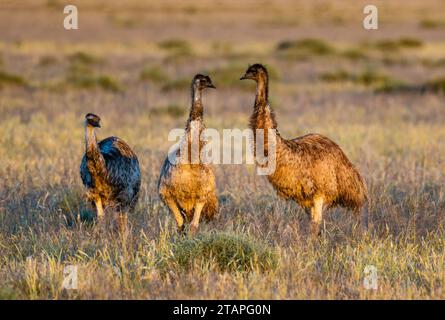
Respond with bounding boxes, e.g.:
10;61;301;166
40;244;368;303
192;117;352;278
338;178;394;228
240;64;368;236
80;113;141;233
158;74;218;235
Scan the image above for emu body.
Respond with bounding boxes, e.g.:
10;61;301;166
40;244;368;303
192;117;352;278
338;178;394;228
241;64;367;236
80;113;141;230
158;74;218;234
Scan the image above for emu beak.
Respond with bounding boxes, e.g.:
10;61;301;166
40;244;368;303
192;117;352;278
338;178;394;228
240;75;247;80
208;83;216;89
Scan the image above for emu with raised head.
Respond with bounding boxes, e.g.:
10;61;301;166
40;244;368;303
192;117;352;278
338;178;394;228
240;64;368;236
158;74;218;235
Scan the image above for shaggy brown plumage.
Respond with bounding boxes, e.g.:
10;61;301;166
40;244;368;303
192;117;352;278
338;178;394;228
80;113;141;232
158;74;218;234
241;64;368;236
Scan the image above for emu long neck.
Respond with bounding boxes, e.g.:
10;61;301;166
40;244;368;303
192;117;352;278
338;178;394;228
183;85;206;163
85;126;98;152
255;75;268;107
186;85;204;131
249;74;279;159
250;75;277;131
85;126;107;178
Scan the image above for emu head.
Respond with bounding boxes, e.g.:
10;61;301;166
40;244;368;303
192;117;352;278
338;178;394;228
85;113;101;128
240;63;268;82
192;74;216;91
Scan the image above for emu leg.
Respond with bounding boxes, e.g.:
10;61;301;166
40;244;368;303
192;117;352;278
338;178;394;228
310;197;324;237
359;205;369;232
117;211;128;238
95;198;105;221
190;202;205;235
165;198;184;232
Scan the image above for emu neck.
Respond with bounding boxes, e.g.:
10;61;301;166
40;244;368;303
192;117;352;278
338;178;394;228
186;86;204;130
255;75;268;107
249;75;280;160
85;126;107;177
250;75;277;132
183;86;206;163
85;126;98;154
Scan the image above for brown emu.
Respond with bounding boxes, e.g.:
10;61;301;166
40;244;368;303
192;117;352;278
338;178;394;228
80;113;141;232
158;74;218;234
240;64;368;236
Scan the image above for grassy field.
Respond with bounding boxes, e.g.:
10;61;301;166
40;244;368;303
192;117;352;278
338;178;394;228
0;0;444;299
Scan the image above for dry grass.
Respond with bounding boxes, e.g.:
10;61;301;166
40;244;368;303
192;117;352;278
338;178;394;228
0;0;445;300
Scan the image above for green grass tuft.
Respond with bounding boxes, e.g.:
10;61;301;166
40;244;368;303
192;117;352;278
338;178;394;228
151;104;187;118
421;58;445;67
419;19;445;29
38;55;58;66
355;69;391;86
341;48;368;61
374;77;445;95
65;62;122;93
158;232;278;274
139;65;170;84
95;75;122;92
369;38;423;52
158;39;193;57
158;39;190;50
46;0;61;9
68;52;101;65
320;68;404;90
373;40;402;52
276;38;335;59
320;69;351;82
0;70;28;87
66;72;122;92
426;77;445;94
161;78;190;92
374;79;410;93
109;14;139;29
398;37;423;48
0;286;19;299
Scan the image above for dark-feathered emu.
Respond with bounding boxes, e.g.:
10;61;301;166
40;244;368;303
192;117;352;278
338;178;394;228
240;64;368;236
80;113;141;231
158;74;218;234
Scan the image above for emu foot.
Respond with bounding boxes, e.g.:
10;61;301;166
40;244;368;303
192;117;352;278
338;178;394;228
189;222;199;236
177;224;185;235
310;222;322;238
112;213;128;240
95;215;107;233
